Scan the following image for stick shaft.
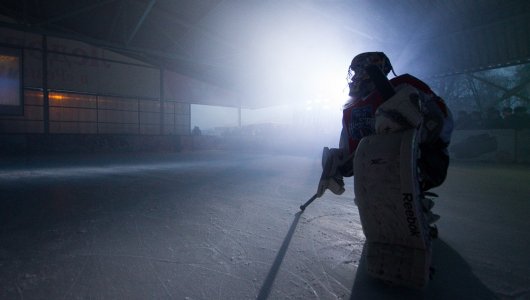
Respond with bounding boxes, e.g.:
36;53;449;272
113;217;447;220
300;193;318;211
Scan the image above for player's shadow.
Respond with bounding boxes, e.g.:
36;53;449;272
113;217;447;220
349;239;498;300
256;211;302;300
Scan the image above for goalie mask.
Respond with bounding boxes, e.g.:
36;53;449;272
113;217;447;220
348;52;394;99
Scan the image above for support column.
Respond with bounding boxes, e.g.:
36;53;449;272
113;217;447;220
160;68;164;135
42;35;49;134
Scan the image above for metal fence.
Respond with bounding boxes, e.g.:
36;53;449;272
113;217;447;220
0;89;190;135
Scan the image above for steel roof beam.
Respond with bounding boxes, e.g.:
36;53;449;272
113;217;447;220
126;0;157;46
469;73;530;102
0;20;214;68
37;0;119;26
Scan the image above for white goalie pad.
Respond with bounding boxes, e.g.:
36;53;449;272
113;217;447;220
354;128;432;288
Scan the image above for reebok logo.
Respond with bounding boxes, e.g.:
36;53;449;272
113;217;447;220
402;193;420;237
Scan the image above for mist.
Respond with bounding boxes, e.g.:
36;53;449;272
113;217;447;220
0;1;529;299
185;0;456;156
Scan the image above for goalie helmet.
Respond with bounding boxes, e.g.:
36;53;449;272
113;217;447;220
348;52;394;99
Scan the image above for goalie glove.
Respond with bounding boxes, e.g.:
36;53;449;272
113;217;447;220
316;147;352;197
317;175;345;197
374;85;422;134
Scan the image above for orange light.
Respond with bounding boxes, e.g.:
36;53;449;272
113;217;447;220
0;55;18;62
50;94;65;100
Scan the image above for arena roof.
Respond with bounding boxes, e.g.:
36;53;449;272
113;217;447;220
1;0;529;107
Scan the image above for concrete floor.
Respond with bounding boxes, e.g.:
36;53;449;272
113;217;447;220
0;150;528;299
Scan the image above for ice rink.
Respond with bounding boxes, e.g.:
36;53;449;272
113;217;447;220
0;150;528;299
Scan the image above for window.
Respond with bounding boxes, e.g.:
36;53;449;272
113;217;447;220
0;47;23;115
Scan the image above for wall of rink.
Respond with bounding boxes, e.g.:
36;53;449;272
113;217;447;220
0;27;237;153
449;129;530;163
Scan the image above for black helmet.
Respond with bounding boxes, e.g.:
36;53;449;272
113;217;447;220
348;52;394;99
349;52;393;75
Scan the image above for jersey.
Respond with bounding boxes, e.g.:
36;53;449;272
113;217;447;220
341;74;452;156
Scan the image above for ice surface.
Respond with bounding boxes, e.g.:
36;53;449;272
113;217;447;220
0;151;528;299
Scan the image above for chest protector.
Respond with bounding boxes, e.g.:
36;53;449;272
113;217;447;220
342;74;440;155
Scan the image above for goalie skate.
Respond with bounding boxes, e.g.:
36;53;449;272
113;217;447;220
353;128;433;288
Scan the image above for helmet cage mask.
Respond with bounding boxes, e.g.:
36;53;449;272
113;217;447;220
347;52;393;99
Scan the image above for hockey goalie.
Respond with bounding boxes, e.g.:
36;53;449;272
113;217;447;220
317;52;454;288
